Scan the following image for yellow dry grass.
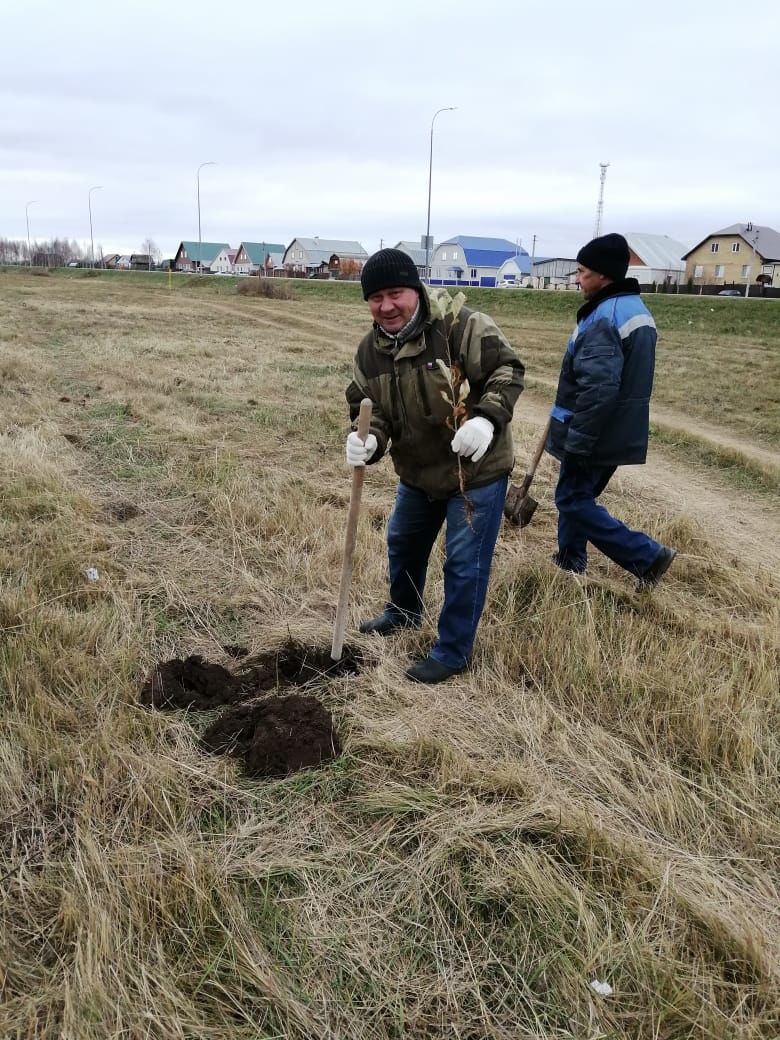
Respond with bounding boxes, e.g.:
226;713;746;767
1;271;778;1039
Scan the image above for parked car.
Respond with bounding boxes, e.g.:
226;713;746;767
496;280;521;288
717;289;742;297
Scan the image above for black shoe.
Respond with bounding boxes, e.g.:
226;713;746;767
551;552;586;574
636;546;677;590
359;613;419;636
405;656;465;684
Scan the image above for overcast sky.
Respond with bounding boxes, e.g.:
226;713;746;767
2;0;777;260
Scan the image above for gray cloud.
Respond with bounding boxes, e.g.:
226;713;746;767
2;0;777;258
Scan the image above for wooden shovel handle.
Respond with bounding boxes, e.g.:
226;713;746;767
527;417;551;479
514;417;552;497
331;398;373;661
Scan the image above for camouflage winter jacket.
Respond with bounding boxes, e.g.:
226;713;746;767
346;288;524;499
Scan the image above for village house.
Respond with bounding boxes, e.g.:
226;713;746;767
282;237;367;277
174;241;229;273
430;237;530;288
682;223;780;289
234;241;286;276
211;247;238;275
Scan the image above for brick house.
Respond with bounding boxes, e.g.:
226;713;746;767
682;224;780;289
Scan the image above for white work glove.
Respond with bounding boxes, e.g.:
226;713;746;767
450;416;494;463
346;430;378;467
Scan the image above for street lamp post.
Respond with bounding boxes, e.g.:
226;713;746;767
196;161;217;273
424;107;456;280
25;200;37;267
88;185;103;268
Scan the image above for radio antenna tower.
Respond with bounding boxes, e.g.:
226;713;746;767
594;162;610;237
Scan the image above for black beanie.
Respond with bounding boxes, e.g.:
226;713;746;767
576;233;630;282
361;248;422;300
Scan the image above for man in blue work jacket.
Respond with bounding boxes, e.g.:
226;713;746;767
545;232;676;589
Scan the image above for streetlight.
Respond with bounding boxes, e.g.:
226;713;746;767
25;200;37;267
88;185;103;268
196;161;216;273
424;107;456;280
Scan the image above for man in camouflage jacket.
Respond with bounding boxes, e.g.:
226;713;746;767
346;248;524;684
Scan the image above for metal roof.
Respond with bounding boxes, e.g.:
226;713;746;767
438;235;529;269
496;254;534;275
239;241;286;264
625;233;688;271
393;240;436;266
177;241;230;264
284;238;368;265
681;223;780;262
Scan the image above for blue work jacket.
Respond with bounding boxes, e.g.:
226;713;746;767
546;279;657;466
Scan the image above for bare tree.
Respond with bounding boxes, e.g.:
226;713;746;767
141;238;161;269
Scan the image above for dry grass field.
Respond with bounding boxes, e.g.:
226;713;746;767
1;269;778;1039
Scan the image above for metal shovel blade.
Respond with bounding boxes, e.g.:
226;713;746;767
504;482;538;528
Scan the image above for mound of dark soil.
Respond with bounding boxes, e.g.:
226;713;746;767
139;656;241;709
140;641;362;711
236;641;361;689
201;694;341;777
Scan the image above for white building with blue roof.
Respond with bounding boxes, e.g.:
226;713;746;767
430;236;530;288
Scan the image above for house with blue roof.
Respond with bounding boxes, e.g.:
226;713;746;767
429;236;531;288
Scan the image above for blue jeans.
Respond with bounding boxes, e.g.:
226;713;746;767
555;460;661;576
383;477;508;669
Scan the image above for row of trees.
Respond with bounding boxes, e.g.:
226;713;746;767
0;237;162;268
0;237;92;267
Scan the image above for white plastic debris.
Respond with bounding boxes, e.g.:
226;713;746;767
589;979;613;997
85;567;100;583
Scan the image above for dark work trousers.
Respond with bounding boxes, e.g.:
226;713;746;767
383;476;508;670
554;460;661;576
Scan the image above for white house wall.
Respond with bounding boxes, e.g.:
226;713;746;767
430;245;501;287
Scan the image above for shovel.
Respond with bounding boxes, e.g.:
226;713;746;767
331;398;373;662
503;417;551;527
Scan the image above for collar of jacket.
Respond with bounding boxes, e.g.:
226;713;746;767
576;277;641;322
372;286;434;356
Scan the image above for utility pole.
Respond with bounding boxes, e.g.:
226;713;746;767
196;161;216;273
25;200;37;266
594;162;610;238
89;187;104;268
744;222;760;298
424;106;456;280
530;234;537;286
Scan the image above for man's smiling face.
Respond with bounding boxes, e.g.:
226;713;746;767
367;287;419;333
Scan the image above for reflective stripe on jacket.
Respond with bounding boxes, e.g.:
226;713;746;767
546;281;656;466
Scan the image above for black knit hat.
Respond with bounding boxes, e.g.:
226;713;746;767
360;248;422;300
576;233;630;282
